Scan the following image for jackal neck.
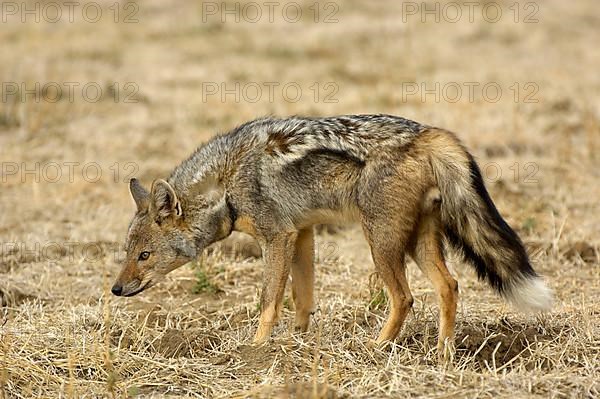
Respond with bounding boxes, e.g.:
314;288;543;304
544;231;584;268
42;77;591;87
166;130;254;200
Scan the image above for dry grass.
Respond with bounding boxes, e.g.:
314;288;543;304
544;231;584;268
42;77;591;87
1;0;599;397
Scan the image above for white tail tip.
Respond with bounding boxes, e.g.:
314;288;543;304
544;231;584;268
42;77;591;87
505;277;553;313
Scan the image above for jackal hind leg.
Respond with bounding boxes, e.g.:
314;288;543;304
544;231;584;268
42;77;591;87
362;223;415;345
410;208;458;363
253;232;297;344
358;165;427;346
291;227;315;332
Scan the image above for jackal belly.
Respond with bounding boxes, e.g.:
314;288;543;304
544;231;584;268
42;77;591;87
296;205;361;229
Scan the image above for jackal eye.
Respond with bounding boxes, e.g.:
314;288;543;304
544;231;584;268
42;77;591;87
138;251;150;261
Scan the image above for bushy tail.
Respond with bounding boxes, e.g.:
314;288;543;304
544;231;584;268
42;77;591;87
425;129;553;312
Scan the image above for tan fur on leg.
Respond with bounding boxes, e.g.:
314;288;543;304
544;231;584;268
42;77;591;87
291;228;315;332
253;232;297;344
410;204;458;363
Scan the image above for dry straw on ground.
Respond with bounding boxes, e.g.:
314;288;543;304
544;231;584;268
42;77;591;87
1;0;599;397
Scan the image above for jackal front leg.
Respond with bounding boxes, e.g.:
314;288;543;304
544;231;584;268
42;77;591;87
291;228;315;332
253;232;297;344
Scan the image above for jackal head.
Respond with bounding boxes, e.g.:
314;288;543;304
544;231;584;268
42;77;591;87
111;178;224;297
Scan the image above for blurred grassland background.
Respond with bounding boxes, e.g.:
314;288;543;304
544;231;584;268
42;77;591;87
0;0;599;397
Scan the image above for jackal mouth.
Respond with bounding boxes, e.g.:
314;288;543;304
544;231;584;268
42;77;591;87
123;280;151;297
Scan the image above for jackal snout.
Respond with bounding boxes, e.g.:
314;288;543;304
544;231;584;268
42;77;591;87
111;278;144;297
112;260;145;296
111;284;123;296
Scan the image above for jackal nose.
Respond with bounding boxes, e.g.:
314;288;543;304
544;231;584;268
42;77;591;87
111;284;123;296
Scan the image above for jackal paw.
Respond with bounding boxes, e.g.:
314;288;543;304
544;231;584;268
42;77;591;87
366;339;378;349
367;338;393;350
293;318;311;333
252;335;270;346
437;340;455;366
253;319;278;345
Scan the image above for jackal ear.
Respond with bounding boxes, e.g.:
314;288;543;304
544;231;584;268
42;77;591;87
129;178;149;212
149;179;182;222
